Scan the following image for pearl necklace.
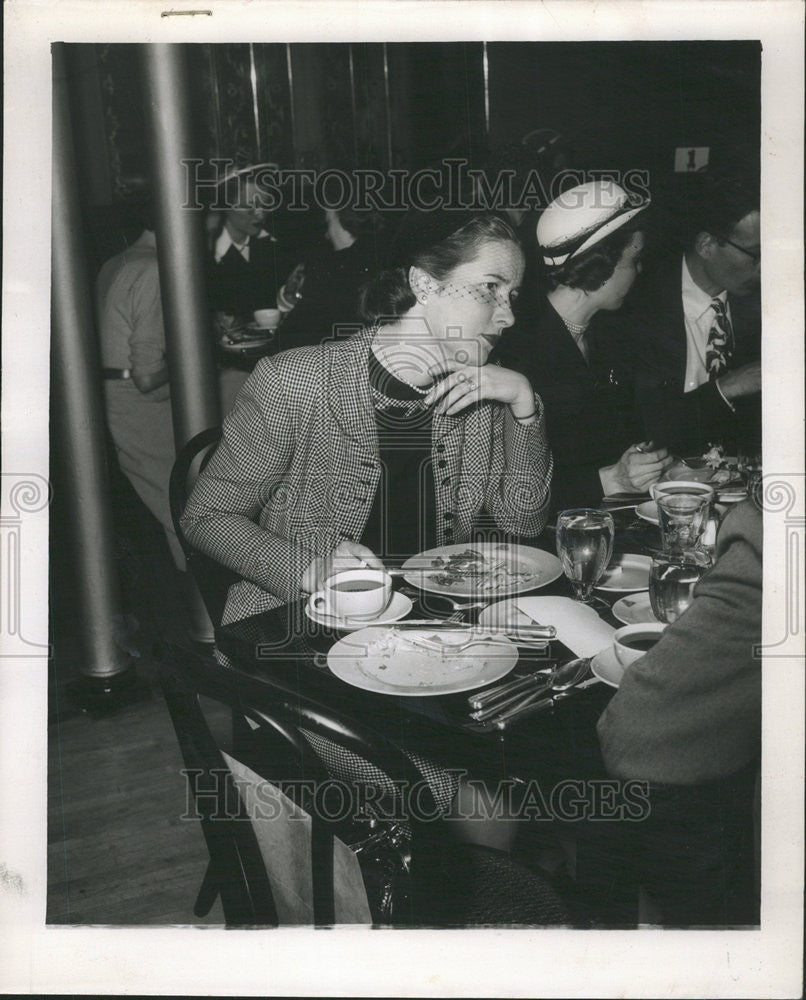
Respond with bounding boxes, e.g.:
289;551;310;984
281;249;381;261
372;348;433;394
561;317;590;336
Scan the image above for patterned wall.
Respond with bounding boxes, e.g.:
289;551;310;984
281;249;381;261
83;42;488;204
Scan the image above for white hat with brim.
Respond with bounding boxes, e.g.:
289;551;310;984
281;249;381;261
537;180;650;268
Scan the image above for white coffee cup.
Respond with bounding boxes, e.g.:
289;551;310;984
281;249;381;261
253;308;281;329
650;480;714;503
310;568;393;621
612;623;667;667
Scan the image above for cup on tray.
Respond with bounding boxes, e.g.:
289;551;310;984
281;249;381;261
253;308;282;330
612;623;667;668
310;568;393;622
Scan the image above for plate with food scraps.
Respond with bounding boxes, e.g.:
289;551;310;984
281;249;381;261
401;542;563;597
327;626;518;696
595;553;651;592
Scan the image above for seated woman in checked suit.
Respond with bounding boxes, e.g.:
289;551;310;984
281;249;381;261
182;210;552;625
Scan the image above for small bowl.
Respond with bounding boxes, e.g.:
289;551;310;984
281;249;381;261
253;308;281;329
650;480;715;503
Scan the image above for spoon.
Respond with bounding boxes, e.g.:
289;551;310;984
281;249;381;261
473;657;591;729
493;658;592;728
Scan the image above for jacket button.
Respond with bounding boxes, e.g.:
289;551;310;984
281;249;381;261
444;511;454;521
438;460;447;469
436;444;445;453
441;477;450;487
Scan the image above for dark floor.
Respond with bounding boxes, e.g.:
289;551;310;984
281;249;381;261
47;462;224;925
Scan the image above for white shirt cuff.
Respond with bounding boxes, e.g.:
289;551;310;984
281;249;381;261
715;379;737;413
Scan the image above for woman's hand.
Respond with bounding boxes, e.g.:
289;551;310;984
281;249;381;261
424;359;536;420
600;442;674;495
299;540;385;594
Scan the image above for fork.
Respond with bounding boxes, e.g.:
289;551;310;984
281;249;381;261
399;587;489;612
401;626;509;655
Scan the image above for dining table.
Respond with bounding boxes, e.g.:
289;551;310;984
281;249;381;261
215;507;668;793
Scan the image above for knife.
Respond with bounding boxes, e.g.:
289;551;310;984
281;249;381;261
493;689;576;729
467;668;555;709
469;674;557;721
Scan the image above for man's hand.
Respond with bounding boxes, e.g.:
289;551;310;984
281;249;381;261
600;442;674;495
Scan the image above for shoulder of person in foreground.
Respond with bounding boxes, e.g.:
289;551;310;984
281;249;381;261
597;497;762;785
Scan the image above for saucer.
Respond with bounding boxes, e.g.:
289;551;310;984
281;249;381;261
590;645;628;688
611;592;659;626
305;591;412;631
595;553;651;592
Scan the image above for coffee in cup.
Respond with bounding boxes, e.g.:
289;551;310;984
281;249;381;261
310;568;392;621
612;623;667;667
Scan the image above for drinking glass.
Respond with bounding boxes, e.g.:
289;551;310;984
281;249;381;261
656;493;710;554
555;509;615;603
649;550;712;624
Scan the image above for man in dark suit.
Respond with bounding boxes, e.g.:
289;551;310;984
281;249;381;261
592;497;762;925
626;173;761;456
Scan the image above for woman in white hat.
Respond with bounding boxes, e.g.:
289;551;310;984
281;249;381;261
494;180;673;510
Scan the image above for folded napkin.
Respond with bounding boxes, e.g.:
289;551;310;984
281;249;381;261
513;596;616;659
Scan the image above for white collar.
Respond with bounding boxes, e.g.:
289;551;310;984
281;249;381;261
214;226;272;263
681;254;727;322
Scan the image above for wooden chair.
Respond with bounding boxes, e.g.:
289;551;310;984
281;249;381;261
157;645;571;927
169;426;238;631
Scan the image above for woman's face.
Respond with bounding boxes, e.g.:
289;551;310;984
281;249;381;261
422;240;525;367
592;231;645;311
225;180;266;241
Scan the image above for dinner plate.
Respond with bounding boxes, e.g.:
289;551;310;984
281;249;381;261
401;542;562;598
611;592;659;626
590;645;627;689
327;626;518;697
305;591;412;632
636;499;660;524
595;553;651;592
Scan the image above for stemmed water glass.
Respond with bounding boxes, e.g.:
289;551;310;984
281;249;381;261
555;509;615;605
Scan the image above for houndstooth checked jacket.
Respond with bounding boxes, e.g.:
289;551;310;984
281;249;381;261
181;326;553;624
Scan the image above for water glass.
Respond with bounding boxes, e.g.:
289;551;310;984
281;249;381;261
649;550;712;624
556;508;615;603
656;493;710;554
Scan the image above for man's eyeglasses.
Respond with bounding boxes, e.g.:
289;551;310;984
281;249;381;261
721;238;761;266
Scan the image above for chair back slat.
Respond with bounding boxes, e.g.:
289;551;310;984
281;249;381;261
169;427;239;628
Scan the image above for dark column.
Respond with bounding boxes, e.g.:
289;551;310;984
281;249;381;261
51;43;137;707
141;44;220;643
140;43;220;450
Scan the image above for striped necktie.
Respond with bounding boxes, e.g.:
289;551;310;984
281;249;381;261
705;297;734;379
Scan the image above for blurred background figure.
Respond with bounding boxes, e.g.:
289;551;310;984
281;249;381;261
205;163;310;332
96;198;246;640
274;206;386;352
